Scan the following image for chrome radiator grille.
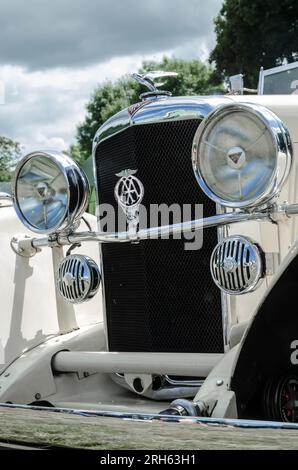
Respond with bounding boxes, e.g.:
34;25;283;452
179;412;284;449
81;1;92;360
95;119;224;353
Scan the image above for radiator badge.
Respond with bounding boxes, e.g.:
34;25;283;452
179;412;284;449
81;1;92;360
115;169;144;210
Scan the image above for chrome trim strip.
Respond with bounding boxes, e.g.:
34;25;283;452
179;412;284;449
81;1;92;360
93;96;233;146
165;376;204;387
92;118;110;350
216;204;230;351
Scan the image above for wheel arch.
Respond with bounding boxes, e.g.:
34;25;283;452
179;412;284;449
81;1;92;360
231;245;298;417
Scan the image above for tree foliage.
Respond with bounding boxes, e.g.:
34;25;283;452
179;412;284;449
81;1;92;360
76;57;223;161
77;78;138;162
0;136;22;182
210;0;298;88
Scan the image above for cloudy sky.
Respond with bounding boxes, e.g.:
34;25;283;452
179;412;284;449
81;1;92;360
0;0;222;153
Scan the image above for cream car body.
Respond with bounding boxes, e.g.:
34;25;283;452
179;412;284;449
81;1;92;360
1;86;298;421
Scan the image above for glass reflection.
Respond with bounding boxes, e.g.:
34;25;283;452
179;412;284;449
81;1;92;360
16;156;68;231
199;111;276;203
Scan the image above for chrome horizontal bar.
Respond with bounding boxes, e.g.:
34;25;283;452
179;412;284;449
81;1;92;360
52;351;223;376
0;192;12;204
32;210;269;249
283;203;298;216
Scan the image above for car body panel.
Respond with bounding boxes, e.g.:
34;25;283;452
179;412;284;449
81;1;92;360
0;204;102;368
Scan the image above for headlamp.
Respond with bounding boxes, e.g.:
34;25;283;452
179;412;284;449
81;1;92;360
192;103;292;209
12;151;89;234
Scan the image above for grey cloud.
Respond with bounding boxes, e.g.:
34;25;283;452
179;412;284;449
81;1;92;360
0;67;97;151
0;0;222;70
0;0;223;152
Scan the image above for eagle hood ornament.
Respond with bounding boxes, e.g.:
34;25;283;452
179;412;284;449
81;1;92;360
131;71;178;100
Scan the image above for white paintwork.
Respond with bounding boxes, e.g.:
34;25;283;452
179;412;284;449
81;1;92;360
51;246;78;333
229;95;298;142
202;237;298;420
52;351;223;376
0;323;168;413
0;324;105;405
221;95;298;330
0;206;102;368
193;346;239;419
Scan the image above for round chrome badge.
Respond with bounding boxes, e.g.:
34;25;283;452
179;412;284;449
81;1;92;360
115;169;144;209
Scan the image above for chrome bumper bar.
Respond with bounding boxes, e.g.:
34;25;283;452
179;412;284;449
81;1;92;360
32;210;270;249
13;203;298;253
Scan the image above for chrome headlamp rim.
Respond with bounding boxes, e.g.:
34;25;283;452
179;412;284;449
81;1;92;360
192;103;293;209
12;150;90;234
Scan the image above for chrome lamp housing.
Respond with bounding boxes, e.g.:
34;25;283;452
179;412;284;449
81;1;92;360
57;254;101;304
192;103;293;209
12;151;89;234
210;236;264;295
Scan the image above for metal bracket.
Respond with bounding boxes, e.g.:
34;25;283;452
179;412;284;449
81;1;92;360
10;234;42;258
0;192;13;207
265;252;280;276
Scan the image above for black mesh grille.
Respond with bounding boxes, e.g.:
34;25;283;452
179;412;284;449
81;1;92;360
95;119;223;353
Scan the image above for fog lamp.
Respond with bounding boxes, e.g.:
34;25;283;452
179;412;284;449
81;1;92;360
210;236;264;295
57;255;101;303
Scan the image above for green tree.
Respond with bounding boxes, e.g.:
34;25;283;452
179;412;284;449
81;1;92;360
64;143;85;165
76;57;223;162
77;78;138;162
210;0;298;88
0;136;22;182
140;57;222;96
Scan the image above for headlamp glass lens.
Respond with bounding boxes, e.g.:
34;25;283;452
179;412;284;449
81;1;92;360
16;156;68;232
198;110;276;205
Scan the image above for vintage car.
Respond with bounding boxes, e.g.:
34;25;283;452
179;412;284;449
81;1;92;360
1;65;298;425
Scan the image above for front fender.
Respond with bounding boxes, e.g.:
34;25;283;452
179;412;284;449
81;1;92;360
230;240;298;417
0;206;102;369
